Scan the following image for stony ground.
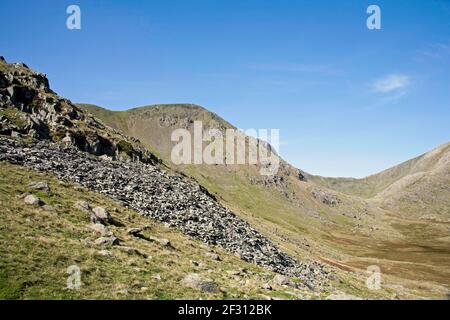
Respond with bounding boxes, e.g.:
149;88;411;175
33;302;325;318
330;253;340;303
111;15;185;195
0;137;330;291
1;162;332;299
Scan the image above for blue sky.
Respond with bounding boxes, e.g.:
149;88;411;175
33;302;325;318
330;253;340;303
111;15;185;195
1;0;449;177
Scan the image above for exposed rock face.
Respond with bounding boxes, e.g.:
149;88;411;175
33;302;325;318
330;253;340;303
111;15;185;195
0;137;329;288
311;189;340;207
0;59;158;164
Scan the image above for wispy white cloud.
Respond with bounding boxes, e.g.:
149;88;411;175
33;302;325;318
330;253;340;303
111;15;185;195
248;63;342;75
416;41;450;60
373;74;410;93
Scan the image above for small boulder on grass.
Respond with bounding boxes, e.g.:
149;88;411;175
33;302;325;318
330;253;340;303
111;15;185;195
24;194;42;206
149;236;172;247
204;252;221;261
272;274;295;287
94;236;119;247
29;181;50;193
181;273;219;293
91;206;113;225
97;250;114;257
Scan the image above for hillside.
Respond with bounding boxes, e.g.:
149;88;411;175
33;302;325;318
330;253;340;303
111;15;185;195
78;103;450;298
308;143;450;219
0;58;336;299
0;161;323;300
1;58;448;299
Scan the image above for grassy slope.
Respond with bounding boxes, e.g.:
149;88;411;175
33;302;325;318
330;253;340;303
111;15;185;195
76;103;450;299
308;143;450;199
0;162;332;300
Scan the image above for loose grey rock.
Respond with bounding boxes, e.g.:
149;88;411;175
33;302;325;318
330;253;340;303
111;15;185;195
150;236;171;247
272;274;295;287
94;236;119;247
181;273;219;293
29;181;50;192
24;194;42;206
261;283;272;290
92;206;112;225
0;137;329;289
97;250;114;257
204;252;221;261
42;204;55;212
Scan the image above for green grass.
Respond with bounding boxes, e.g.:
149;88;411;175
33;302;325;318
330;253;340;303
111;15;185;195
73;103;450;300
0;108;27;128
0;162;325;300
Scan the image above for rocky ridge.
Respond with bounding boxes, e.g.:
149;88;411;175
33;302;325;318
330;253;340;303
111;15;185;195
0;57;158;164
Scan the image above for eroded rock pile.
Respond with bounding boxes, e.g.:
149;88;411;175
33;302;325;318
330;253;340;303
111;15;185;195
0;137;329;289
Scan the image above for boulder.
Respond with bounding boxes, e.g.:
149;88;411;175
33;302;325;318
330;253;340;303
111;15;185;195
150;236;171;247
24;194;42;206
42;205;55;212
127;228;142;236
272;274;295;287
91;206;112;225
97;250;114;257
29;181;50;192
94;236;119;247
204;252;221;261
327;293;363;300
181;273;219;293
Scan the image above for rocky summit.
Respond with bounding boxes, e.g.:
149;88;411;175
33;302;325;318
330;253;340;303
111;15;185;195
0;58;328;290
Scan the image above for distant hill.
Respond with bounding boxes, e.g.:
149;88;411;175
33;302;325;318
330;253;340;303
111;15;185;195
78;102;450;298
308;143;450;218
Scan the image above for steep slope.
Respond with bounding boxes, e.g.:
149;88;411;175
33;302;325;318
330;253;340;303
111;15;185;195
0;58;334;295
308;143;450;219
77;103;450;299
77;103;388;250
2;57;448;298
0;161;324;300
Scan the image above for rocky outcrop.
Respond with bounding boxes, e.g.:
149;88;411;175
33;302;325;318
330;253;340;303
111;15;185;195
0;59;158;164
311;188;340;207
0;137;329;289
